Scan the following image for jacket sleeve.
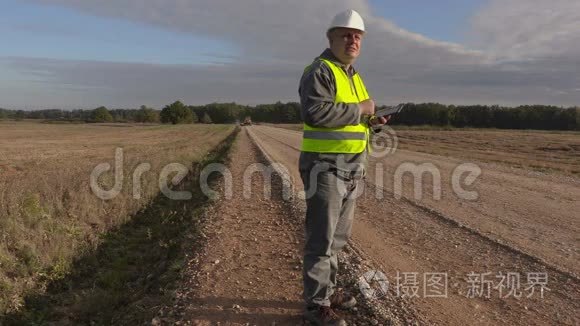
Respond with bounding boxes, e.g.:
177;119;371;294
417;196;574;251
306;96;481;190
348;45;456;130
298;62;361;128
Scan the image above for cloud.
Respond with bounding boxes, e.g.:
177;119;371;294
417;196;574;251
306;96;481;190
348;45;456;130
26;0;485;64
3;0;579;108
26;0;366;63
469;0;580;61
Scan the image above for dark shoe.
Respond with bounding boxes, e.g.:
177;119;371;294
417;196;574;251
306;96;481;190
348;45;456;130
330;291;357;309
303;305;347;326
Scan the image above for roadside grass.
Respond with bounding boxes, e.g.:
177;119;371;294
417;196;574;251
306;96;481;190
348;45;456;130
0;127;239;325
0;122;234;316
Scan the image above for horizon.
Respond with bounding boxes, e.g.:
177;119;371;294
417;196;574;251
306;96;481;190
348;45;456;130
1;101;577;113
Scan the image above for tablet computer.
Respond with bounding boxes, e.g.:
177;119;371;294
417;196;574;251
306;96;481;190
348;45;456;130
375;103;406;118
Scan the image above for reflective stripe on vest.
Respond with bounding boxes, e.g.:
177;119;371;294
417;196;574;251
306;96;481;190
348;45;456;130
301;58;370;153
304;130;367;140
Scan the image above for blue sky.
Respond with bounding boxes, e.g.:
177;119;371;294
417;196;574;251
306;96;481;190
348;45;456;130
0;0;578;109
369;0;483;43
0;0;237;65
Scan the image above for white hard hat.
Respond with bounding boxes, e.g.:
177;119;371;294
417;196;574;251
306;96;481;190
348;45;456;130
328;9;365;33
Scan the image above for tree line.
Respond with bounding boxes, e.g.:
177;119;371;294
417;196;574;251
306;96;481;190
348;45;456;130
0;102;301;124
0;102;578;130
392;103;579;131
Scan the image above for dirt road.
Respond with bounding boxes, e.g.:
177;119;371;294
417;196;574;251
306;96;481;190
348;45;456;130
163;129;420;325
247;125;580;325
164;129;304;325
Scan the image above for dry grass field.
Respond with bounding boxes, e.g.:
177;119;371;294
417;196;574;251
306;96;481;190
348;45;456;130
272;123;580;177
393;128;580;177
1;121;578;324
0;121;235;315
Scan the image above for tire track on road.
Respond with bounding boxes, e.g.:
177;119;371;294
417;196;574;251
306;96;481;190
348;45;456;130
165;129;305;325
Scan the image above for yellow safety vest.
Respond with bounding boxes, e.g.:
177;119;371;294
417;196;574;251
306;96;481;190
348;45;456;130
301;58;370;153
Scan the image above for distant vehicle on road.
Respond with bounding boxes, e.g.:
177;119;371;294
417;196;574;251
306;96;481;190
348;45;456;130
241;116;252;126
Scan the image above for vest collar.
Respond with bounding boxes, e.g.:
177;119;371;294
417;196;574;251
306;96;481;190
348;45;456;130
319;48;357;76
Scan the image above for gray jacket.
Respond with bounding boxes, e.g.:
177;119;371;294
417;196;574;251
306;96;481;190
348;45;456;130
298;48;370;178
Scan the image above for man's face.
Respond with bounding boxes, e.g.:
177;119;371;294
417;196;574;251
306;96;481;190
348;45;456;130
328;27;364;64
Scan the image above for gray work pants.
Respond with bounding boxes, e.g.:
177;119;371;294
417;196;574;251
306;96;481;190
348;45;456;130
300;167;359;307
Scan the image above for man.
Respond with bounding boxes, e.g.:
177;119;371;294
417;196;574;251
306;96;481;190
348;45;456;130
298;9;388;325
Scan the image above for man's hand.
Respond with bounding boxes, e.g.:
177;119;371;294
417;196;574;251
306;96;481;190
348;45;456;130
359;99;375;115
369;115;390;126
